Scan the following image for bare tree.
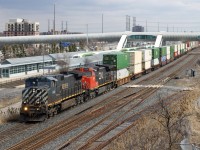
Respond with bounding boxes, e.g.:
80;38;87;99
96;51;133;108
151;93;190;150
56;52;70;72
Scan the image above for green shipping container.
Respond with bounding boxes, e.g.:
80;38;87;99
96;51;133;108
159;47;167;57
103;52;130;70
152;48;160;59
170;46;174;58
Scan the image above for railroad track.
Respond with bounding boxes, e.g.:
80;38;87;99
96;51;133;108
85;92;187;150
74;55;198;150
7;49;199;150
57;53;198;150
0;123;33;144
8;84;160;150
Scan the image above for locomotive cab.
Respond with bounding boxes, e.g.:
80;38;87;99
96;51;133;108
20;77;51;122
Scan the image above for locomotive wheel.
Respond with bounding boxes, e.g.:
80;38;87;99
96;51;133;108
54;109;58;115
48;108;54;117
49;112;54;117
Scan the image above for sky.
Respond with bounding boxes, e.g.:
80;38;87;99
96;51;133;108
0;0;200;33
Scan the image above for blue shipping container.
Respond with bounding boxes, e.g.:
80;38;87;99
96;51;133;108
161;56;167;62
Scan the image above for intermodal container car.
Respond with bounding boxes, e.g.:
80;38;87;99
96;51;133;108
103;52;130;70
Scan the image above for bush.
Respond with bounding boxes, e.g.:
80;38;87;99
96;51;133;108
0;107;20;123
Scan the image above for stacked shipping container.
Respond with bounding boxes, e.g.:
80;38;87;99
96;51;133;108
177;44;181;56
170;46;174;61
138;49;152;71
102;41;198;80
103;52;130;80
166;46;170;63
159;47;167;66
151;48;160;67
174;45;178;58
125;51;142;75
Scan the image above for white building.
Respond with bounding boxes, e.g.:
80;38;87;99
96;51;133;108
4;18;39;36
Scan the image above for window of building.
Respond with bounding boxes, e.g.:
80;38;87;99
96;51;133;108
27;64;37;71
38;63;44;69
2;69;9;77
10;66;25;74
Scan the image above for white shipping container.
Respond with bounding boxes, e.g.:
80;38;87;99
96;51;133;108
167;54;170;60
126;51;142;65
138;49;152;62
117;68;129;80
177;44;181;55
151;58;159;66
174;45;178;52
142;60;151;70
181;43;185;50
184;43;188;51
191;42;194;48
166;46;170;56
177;44;181;51
129;64;142;74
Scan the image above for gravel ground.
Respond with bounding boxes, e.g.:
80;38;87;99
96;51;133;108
0;49;199;150
0;86;23;100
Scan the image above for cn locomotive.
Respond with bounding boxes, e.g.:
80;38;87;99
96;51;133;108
20;41;199;122
20;65;117;121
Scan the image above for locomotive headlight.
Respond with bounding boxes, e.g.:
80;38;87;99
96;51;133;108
24;107;28;111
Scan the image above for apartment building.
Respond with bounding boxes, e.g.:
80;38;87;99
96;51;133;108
4;18;39;36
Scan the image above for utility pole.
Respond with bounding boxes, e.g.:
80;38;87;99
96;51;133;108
61;21;63;33
86;24;88;46
158;22;160;32
43;46;45;75
167;24;168;32
102;14;103;33
66;21;68;33
53;3;55;35
48;19;50;32
146;20;148;32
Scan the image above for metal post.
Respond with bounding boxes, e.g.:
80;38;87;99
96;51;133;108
86;24;88;46
102;14;103;33
53;3;55;35
146;20;148;32
43;46;44;75
158;22;160;32
167;24;168;32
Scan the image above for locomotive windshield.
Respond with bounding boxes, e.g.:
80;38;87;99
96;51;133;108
25;77;51;87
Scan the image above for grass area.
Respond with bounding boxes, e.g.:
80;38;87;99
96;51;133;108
0;96;21;124
0;107;20;124
107;81;200;150
0;96;21;109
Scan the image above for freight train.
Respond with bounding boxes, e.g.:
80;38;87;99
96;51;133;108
20;41;199;122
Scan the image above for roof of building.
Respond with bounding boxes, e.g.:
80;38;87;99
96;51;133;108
1;55;52;66
0;51;103;69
